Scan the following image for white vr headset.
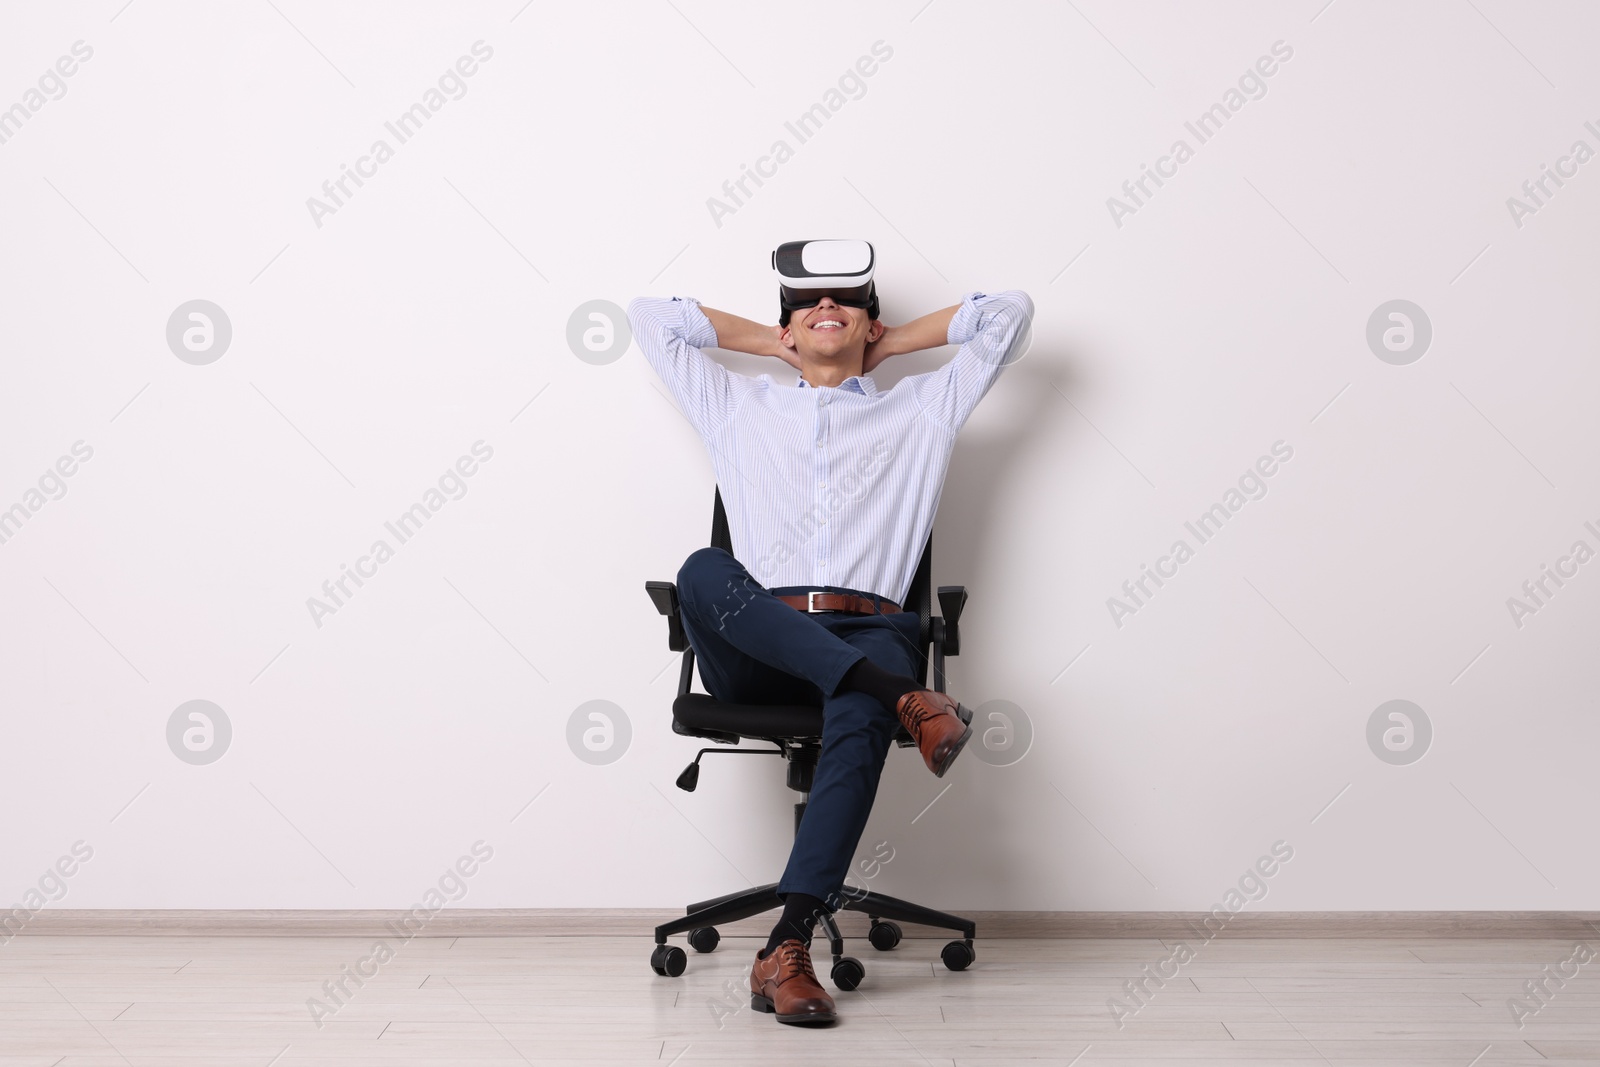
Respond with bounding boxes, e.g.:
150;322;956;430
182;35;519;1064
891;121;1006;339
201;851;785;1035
773;239;879;327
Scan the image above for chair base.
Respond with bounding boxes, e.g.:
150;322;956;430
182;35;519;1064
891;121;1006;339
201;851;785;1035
652;882;977;981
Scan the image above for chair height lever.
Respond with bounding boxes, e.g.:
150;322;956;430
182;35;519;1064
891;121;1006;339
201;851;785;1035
676;745;785;792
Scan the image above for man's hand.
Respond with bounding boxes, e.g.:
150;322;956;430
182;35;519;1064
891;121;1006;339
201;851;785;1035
769;323;803;371
862;325;899;374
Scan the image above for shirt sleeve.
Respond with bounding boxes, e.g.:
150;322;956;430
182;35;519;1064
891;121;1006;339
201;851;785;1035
627;295;738;438
907;290;1035;432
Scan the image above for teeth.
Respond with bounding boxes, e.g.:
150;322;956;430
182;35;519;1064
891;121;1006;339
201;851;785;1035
814;320;844;329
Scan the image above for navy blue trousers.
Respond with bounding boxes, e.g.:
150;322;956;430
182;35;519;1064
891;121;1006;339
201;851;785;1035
674;546;922;909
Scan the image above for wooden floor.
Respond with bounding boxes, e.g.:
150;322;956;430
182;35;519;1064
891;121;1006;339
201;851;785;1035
2;933;1598;1064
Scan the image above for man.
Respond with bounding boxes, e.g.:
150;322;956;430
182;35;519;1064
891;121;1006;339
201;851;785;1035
629;242;1032;1026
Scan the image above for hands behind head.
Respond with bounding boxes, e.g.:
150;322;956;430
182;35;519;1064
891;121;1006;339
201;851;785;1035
768;324;803;371
862;323;897;374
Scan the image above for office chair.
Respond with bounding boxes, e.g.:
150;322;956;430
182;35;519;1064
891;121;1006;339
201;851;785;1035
644;487;978;989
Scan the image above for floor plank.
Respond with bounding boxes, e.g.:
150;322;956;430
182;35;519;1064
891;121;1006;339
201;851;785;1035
0;934;1595;1064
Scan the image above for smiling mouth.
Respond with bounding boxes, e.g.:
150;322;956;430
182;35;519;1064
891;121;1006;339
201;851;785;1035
810;318;846;331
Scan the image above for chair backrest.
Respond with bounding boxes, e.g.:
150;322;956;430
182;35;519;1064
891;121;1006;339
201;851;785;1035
710;487;933;688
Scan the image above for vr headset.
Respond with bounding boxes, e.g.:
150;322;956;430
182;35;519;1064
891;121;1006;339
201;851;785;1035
773;239;879;327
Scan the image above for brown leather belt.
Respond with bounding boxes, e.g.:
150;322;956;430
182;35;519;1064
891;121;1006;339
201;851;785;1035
777;590;901;615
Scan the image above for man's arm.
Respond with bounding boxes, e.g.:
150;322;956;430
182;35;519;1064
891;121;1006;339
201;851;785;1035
901;290;1034;431
628;296;736;438
628;297;800;437
863;305;961;373
698;307;801;370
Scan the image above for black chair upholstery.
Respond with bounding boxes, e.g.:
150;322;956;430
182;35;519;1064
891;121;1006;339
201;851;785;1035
671;694;827;745
644;487;978;985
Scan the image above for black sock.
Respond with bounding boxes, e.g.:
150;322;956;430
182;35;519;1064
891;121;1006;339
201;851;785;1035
839;656;920;715
760;893;831;958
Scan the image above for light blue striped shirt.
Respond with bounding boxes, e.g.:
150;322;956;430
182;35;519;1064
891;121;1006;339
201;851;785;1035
629;290;1034;605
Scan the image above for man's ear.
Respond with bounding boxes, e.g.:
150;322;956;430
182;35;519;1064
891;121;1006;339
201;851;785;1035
867;319;885;343
778;324;797;350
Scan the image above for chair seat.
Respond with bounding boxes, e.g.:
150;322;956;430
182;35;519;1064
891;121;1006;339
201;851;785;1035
673;692;824;741
673;693;918;749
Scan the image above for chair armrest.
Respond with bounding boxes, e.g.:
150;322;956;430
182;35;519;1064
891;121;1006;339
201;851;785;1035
936;585;968;656
645;581;689;652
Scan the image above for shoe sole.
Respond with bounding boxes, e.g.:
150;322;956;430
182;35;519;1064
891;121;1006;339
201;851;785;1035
933;717;973;778
750;992;837;1024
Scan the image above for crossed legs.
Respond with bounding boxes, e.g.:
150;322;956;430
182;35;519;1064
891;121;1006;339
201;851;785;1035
673;547;922;910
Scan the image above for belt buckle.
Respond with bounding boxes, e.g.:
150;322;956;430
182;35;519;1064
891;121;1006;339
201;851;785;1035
807;591;826;613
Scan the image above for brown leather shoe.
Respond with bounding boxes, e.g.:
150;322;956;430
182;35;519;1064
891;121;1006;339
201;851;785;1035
749;939;836;1025
894;690;973;777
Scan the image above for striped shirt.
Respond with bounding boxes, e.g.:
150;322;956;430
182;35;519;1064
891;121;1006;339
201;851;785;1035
629;290;1034;606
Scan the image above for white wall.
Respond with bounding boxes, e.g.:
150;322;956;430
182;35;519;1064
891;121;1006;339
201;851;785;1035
2;0;1595;916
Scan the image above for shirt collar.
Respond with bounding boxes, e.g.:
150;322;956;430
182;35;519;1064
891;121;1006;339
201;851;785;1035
798;375;877;397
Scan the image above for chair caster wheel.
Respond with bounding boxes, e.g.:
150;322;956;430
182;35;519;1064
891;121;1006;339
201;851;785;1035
831;956;865;991
941;940;975;971
867;920;902;951
650;944;687;977
687;927;720;953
